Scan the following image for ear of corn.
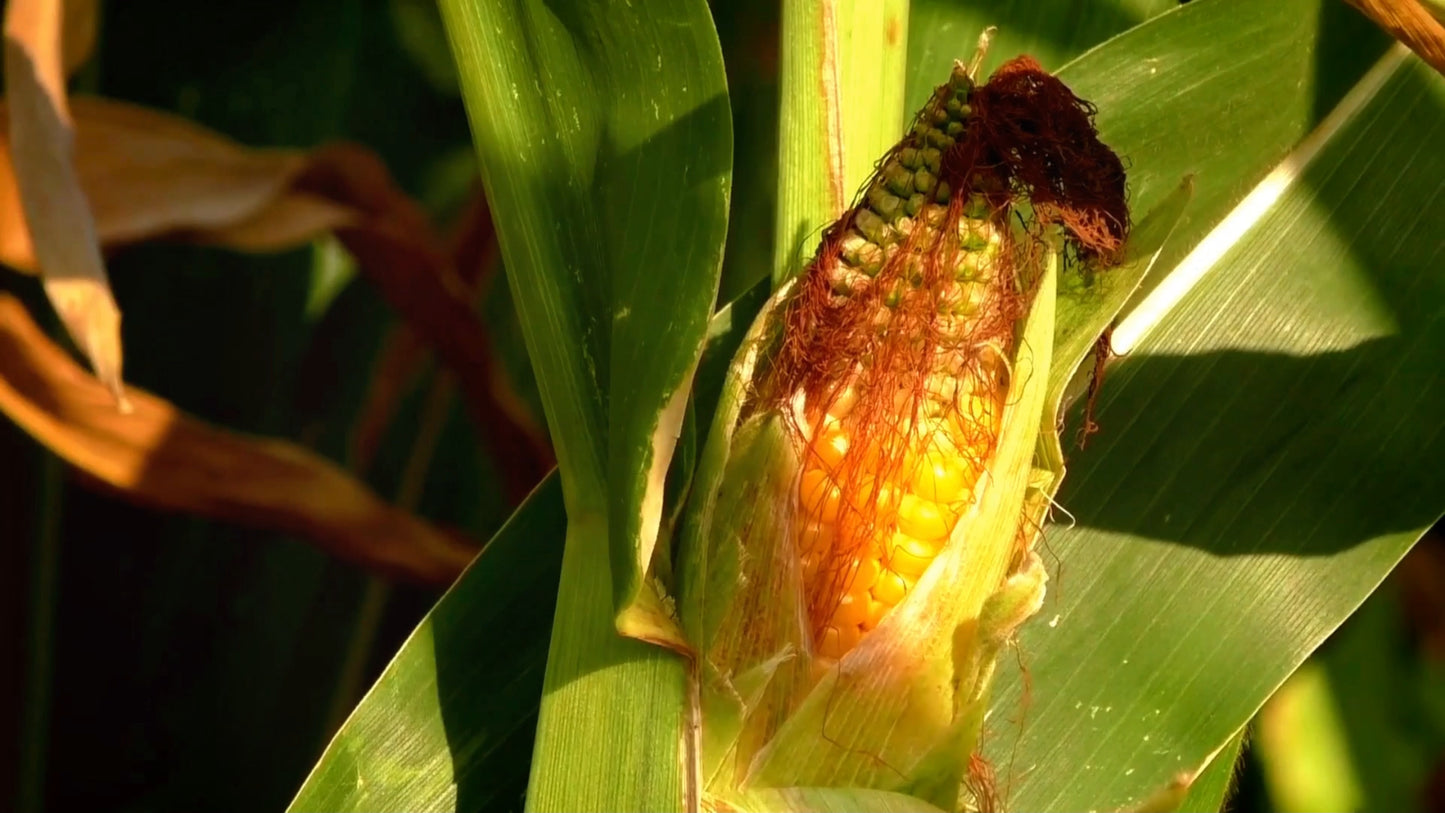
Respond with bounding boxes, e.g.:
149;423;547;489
791;67;1012;661
746;260;1056;802
677;49;1128;812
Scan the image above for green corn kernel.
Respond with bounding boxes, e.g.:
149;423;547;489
866;186;903;221
914;168;938;195
853;208;888;245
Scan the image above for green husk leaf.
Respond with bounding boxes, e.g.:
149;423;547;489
677;281;806;792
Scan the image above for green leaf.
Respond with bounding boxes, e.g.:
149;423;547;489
1052;0;1390;290
986;41;1445;813
773;0;909;285
436;0;731;808
289;474;565;813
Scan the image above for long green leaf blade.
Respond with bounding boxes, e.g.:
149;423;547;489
437;0;732;809
289;475;566;813
993;49;1445;812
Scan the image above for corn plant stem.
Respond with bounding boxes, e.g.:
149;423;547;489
323;369;458;737
16;453;62;813
772;0;909;286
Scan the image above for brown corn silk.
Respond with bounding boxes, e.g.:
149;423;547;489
770;56;1128;660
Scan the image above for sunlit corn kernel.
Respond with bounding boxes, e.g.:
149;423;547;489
960;220;996;251
863;598;889;630
839;470;903;520
920;202;947;228
885;161;914;195
871;570;913;605
799;468;842;522
910;452;969;504
798;520;834;559
836;622;861;653
855;209;888;244
831;593;869;629
867;186;903;219
828;385;859;418
886;534;939;578
923;372;959;402
847;555;882;594
809;424;849;473
817;626;843;659
898;493;956;541
957;393;998;429
801;554;820;585
839;232;868;265
830;266;872;297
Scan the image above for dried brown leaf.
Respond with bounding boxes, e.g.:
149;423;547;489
1347;0;1445;76
61;0;96;75
4;0;123;402
0;96;357;268
196;191;356;252
0;92;550;501
0;291;476;585
294;149;554;501
349;325;431;471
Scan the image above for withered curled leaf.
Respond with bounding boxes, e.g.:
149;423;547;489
0;292;477;585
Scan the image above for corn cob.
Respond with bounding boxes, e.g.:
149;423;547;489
780;69;1030;660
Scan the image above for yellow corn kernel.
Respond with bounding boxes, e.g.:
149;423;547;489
801;554;820;585
871;570;913;606
826;385;859;418
810;424;850;473
831;593;869;629
847;556;882;594
799;467;842;522
885;533;939;578
798;520;834;555
863;597;889;630
897;493;956;541
817;626;843;659
909;450;970;504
